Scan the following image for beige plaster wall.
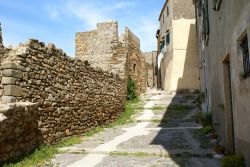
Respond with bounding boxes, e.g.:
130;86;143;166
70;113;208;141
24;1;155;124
162;19;199;92
196;0;250;165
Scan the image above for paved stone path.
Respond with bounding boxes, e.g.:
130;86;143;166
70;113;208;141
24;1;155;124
48;89;220;167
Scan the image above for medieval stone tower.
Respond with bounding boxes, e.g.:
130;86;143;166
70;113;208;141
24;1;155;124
75;21;146;93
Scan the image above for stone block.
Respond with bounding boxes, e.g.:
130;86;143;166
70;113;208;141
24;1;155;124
3;85;24;97
2;69;22;78
1;77;17;85
1;96;16;103
1;62;17;69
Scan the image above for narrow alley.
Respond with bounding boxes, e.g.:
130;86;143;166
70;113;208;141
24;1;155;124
49;89;220;167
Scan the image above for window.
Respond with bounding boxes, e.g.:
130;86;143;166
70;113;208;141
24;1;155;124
197;0;202;16
241;34;250;78
213;0;222;11
166;31;170;45
133;64;136;73
162;14;165;24
202;0;210;44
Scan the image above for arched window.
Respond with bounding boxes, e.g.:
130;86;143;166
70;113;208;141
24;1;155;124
133;64;136;73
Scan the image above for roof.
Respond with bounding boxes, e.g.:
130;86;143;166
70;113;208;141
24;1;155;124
158;0;169;21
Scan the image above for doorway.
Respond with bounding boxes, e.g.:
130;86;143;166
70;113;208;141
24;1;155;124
222;54;235;154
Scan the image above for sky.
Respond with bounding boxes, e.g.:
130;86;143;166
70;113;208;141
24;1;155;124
0;0;165;56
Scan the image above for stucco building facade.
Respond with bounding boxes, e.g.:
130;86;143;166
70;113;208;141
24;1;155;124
156;0;199;92
195;0;250;165
75;21;146;94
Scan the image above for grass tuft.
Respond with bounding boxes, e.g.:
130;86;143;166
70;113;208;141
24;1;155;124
3;98;142;167
3;137;83;167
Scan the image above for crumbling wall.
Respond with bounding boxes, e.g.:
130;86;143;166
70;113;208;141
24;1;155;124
0;102;39;162
0;39;126;162
125;27;146;93
75;21;127;79
75;21;146;94
0;23;7;99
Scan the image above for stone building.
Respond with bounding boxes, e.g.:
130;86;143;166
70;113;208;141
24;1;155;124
195;0;250;165
156;0;199;92
76;21;146;93
143;51;157;88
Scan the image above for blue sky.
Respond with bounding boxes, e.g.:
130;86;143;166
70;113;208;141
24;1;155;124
0;0;165;56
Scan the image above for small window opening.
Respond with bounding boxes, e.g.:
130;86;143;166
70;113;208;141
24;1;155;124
241;34;250;78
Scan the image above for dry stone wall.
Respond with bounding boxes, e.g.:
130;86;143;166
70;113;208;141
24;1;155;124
0;102;40;162
0;39;126;163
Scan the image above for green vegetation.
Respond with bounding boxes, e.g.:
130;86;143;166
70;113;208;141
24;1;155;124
109;151;158;157
183;94;195;99
221;154;245;167
84;126;105;137
166;105;194;119
192;129;213;149
150;106;166;110
127;75;137;101
201;125;214;134
3;137;82;167
195;111;212;126
4;97;142;167
113;100;138;125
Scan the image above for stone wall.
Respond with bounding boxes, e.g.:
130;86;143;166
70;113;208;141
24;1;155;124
0;23;7;98
75;21;146;94
0;102;40;162
0;39;126;162
125;28;146;94
0;23;3;48
75;21;127;80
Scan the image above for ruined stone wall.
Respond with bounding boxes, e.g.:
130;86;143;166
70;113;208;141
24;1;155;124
75;21;127;79
75;21;146;94
0;23;3;49
125;28;146;93
0;39;126;162
0;23;7;99
0;102;39;162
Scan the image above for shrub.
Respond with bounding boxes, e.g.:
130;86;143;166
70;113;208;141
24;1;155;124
221;154;245;167
202;125;213;134
127;75;137;101
195;111;212;126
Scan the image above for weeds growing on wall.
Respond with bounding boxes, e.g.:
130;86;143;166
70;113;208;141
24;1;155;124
127;75;137;101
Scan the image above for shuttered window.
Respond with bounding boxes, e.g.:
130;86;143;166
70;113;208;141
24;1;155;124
241;35;250;78
166;31;170;45
202;0;210;44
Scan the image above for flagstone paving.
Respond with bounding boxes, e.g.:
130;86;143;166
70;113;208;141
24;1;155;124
47;88;220;167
